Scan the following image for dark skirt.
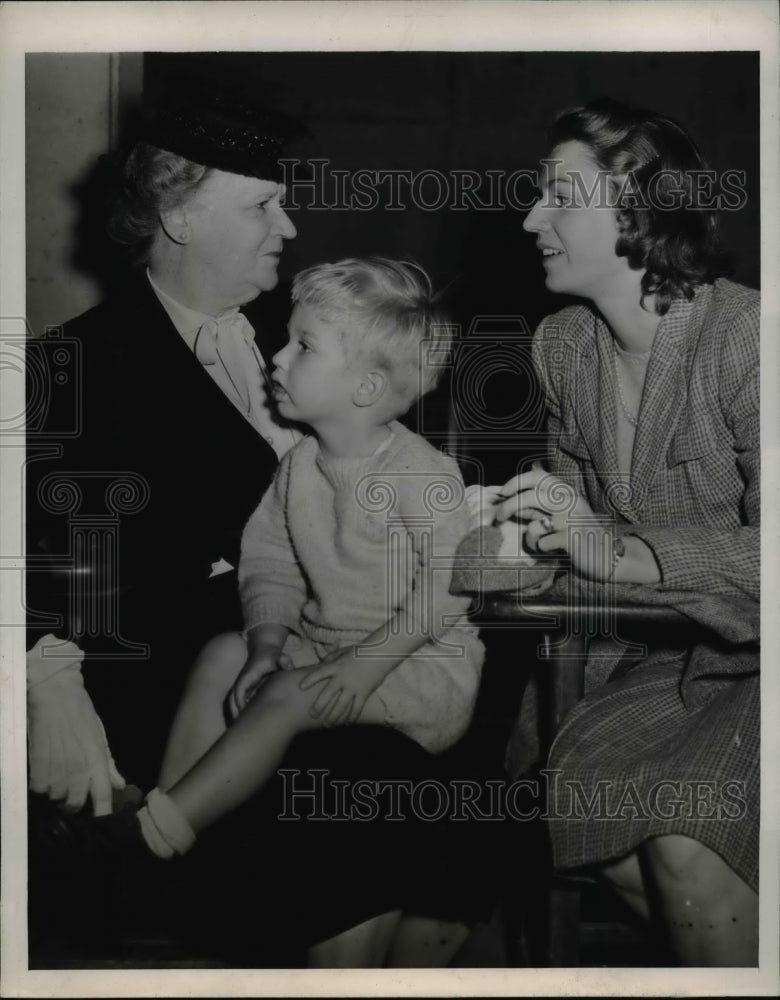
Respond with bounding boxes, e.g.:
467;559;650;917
172;724;500;964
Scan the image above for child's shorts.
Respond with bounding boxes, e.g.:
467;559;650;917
280;630;484;755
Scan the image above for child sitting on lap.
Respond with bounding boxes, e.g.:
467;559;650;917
88;258;484;858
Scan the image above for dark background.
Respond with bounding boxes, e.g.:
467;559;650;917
25;50;763;968
141;52;760;482
144;50;760;305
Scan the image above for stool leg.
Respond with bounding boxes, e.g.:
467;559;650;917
547;631;586;731
547;880;582;967
543;630;587;966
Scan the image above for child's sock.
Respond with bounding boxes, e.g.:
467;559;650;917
135;788;197;860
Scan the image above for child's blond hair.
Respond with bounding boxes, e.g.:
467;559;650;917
291;257;453;414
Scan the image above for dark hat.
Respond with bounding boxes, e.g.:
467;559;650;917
141;80;303;182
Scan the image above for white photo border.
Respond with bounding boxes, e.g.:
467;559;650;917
1;2;778;997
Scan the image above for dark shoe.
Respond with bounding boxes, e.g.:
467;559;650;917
112;783;145;812
28;792;83;853
31;795;148;866
28;795;139;959
28;786;145;856
30;794;178;960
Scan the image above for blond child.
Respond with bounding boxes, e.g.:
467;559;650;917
81;258;484;857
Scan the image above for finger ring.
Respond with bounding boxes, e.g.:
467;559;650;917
541;516;554;533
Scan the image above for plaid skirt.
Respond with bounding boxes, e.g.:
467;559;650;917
546;655;759;891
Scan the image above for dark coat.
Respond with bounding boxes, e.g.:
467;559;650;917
26;275;284;780
26;277;491;949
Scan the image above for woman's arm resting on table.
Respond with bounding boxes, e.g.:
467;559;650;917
494;467;661;584
627;361;759;601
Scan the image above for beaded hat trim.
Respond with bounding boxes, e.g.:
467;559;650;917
143;86;301;181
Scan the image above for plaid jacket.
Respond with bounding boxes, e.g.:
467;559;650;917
506;278;760;778
510;280;762;886
534;278;760;610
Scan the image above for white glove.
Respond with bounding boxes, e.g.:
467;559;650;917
27;634;126;816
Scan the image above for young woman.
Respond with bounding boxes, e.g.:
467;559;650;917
494;99;759;966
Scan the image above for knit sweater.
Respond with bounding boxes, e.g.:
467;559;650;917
238;421;484;752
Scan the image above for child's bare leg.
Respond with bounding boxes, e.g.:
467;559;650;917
165;667;387;833
157;633;247;791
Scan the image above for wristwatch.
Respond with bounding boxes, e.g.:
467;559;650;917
608;534;626;580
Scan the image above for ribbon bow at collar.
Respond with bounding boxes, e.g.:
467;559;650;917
193;313;255;366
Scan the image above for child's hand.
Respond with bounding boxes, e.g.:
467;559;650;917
227;648;292;720
465;483;506;529
493;462;563;525
298;648;385;727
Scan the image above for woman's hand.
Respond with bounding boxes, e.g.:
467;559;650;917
27;635;126;816
493;466;615;580
298;647;387;727
493;465;661;584
493;464;589;525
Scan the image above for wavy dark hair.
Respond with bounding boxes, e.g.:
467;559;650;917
106;142;211;266
548;99;732;314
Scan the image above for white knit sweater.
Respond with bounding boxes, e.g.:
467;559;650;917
238;421;484;752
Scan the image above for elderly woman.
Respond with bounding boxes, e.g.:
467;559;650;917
28;85;474;967
492;100;759;966
27;89;300;797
